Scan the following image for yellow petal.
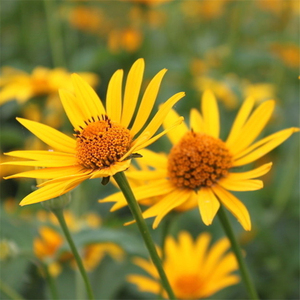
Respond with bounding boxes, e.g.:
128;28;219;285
218;178;264;191
136;149;168;169
162;109;188;145
228;100;275;156
4;150;75;161
127;170;166;181
212;185;251;231
59;89;86;130
121;59;145;128
106;69;123;123
132;257;158;278
197;188;220;226
226;96;255;145
16;118;76;153
194;232;212;267
137;92;185;141
202;90;220;138
130;69;168;136
227;162;272;180
127;275;160;294
19;175;88;206
71;73;106;122
233;127;299;166
190;108;204;133
89;159;131;178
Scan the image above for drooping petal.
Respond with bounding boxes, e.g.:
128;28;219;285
16;118;76;153
201;90;220;138
218;178;264;191
226;96;255;145
233;127;299;166
227;162;272;180
71;73;106;122
228;100;275;156
197;188;220;226
212;185;251;231
130;69;168;136
106;69;123;123
121;59;145;128
162;109;188;145
190;108;205;133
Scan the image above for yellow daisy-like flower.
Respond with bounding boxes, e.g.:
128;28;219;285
101;91;299;230
128;231;239;299
2;59;185;206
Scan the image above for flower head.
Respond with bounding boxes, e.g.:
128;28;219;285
2;59;184;206
101;91;299;230
128;231;239;299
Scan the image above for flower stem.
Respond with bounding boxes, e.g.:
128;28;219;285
0;280;25;300
51;208;95;300
217;205;259;299
113;171;176;300
42;263;59;300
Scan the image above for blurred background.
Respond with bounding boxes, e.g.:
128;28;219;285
0;0;299;299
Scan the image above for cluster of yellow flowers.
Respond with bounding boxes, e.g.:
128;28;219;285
1;59;298;298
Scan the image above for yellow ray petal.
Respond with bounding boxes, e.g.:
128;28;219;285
197;188;220;226
212;185;251;231
3;165;85;179
233;127;299;166
226;96;255;145
19;175;88;206
137;92;185;141
227;162;272;180
218;178;263;191
16;118;76;153
71;73;105;122
137;149;168;169
205;275;240;297
194;232;211;267
132;257;158;278
2;159;77;168
190;108;204;133
89;159;131;178
59;89;86;130
121;59;145;128
202;90;220;138
162;109;188;145
228;100;275;156
130;69;168;137
106;69;123;123
209;253;238;279
127;275;160;294
126;170;167;181
4;150;76;161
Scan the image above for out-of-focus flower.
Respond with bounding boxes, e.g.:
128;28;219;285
243;81;276;103
108;28;143;53
0;67;98;105
101;91;299;231
3;59;184;206
121;0;173;6
128;231;239;299
270;43;300;69
255;0;299;16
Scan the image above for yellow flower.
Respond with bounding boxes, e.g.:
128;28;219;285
0;66;98;105
128;231;239;299
2;59;184;206
101;91;299;230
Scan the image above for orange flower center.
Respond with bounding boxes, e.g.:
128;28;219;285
174;274;203;299
75;116;132;169
167;131;232;190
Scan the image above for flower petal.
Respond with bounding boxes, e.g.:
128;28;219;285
162;109;188;145
227;162;272;180
233;127;299;166
130;69;168;136
190;108;205;133
197;188;220;226
16;118;76;153
218;178;263;191
106;69;123;123
202;90;220;138
212;185;251;231
121;59;145;128
226;96;255;145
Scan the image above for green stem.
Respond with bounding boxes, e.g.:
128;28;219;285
43;0;65;68
0;280;25;300
51;209;95;300
113;172;176;300
217;205;259;299
42;263;59;300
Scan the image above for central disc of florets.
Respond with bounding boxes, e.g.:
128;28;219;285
167;131;232;190
75;116;132;169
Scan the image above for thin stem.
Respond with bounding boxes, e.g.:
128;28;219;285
113;172;176;300
42;263;59;300
0;280;25;300
217;205;259;299
51;209;95;300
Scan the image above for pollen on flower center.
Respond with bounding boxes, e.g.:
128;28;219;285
75;116;132;169
174;274;203;299
167;131;232;190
